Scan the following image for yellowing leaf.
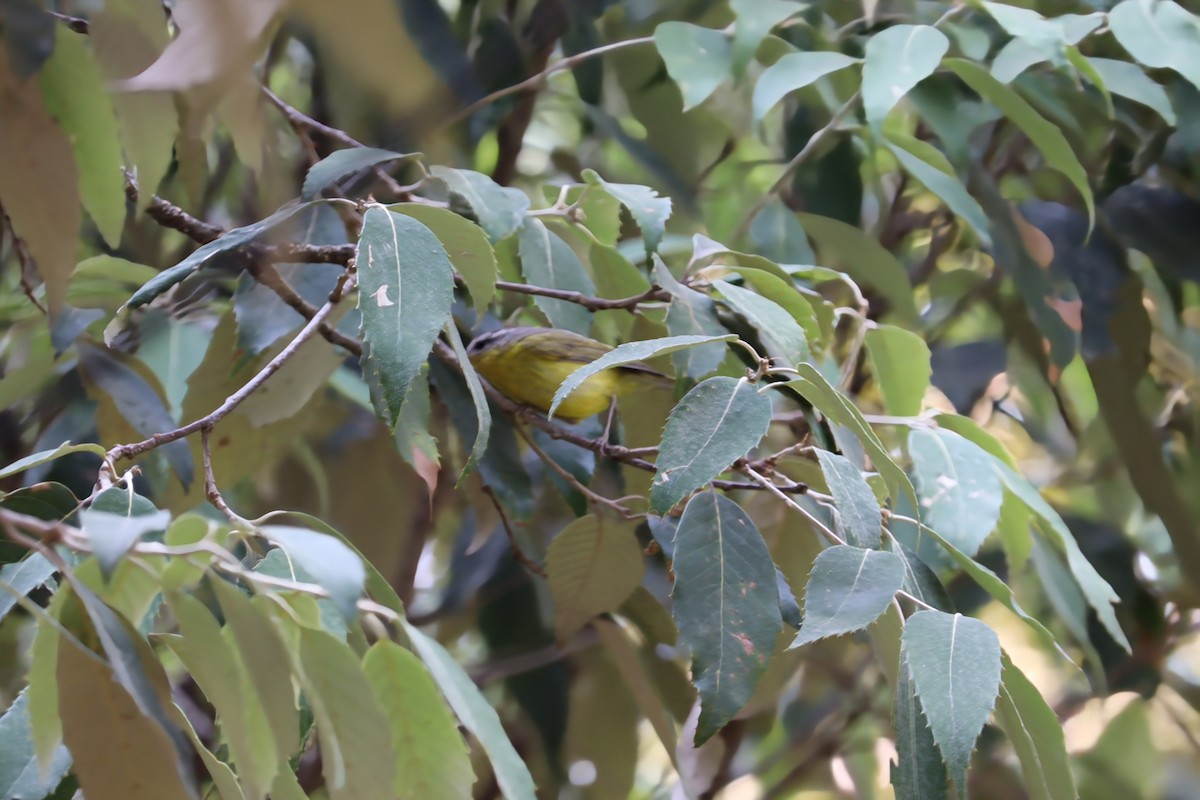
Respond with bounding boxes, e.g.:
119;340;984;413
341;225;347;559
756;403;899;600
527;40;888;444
546;514;646;643
39;30;126;248
0;46;80;316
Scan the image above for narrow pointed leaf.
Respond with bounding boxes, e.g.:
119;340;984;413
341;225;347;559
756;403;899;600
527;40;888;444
862;25;949;128
362;641;475;800
815;450;882;548
792;546;905;647
302;147;417;200
901;610;1002;795
402;622;537;800
550;334;733;418
753;51;860;123
650;377;772;514
994;652;1077;800
672;491;781;744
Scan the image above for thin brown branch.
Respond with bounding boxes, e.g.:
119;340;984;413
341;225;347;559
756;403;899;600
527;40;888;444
443;36;656;128
201;428;249;527
494;280;668;311
733;91;861;241
481;485;546;577
105;272;355;467
244;261;361;352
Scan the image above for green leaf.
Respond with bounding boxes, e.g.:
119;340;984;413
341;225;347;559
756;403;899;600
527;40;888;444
796;213;918;325
163;592;278;799
1085;57;1176;125
863;324;931;417
79;344;193;488
673;491;781;744
0;688;73;800
908;428;1003;558
362;641;476;800
730;0;806;75
550;333;734;419
650;377;772;514
356;206;455;429
892;658;949;800
750;200;816;264
710;280;809;365
932;413;1018;470
884;538;952;611
122;202;316;311
210;580;300;757
901;610;1001;796
402;621;537;800
993;464;1129;651
391;203;498;314
583;170;673;254
994;652;1077;800
28;590;65;772
752;51;860;123
38;30;126;247
944;58;1094;226
653;22;732;111
431;166;529;242
1109;0;1200;92
261;526;366;623
862;25;949;128
783;365;918;508
884;134;992;246
0;441;106;480
517;218;596;335
295;627;397;800
546;513;646;643
302;147;418;200
791;545;905;648
815;450;881;548
911;520;1066;659
655;260;730;380
79;489;170;579
0;552;57;624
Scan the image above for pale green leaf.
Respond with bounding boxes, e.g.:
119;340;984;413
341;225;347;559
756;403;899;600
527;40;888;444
654;22;732;110
862;25;949;128
752;51;860;123
546;514;646;642
816;450;882;548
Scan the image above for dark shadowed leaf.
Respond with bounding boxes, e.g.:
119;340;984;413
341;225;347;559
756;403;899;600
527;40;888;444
892;658;949;800
672;491;781;744
791;546;905;647
902;610;1001;795
655;260;731;380
650;377;772;514
442;323;492;479
517;219;596;335
302;147;418;200
78;344;194;488
356;206;455;428
123;202;316;311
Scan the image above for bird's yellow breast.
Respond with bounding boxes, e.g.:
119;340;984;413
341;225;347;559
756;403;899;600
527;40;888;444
471;343;620;421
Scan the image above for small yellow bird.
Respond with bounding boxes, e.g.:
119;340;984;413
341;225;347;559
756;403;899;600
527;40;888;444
466;327;668;422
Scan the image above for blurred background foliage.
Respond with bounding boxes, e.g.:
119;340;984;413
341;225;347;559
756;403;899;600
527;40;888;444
2;0;1200;798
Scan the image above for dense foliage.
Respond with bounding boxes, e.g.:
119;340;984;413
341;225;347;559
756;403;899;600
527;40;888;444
1;0;1200;798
